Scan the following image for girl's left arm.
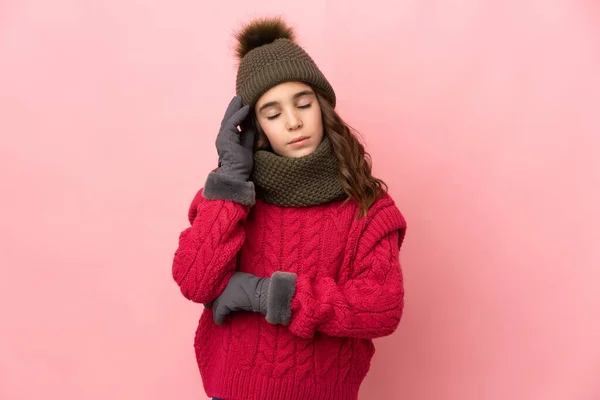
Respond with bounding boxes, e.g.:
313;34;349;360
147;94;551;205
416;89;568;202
268;196;407;340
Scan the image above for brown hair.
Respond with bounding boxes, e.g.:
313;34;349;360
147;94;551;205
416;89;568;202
252;87;388;218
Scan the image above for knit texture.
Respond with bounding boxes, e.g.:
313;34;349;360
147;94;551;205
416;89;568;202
251;136;346;207
172;190;406;400
236;38;336;107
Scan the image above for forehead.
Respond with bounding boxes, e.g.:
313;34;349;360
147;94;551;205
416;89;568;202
257;81;312;104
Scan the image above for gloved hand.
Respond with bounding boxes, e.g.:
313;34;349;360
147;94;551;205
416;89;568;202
212;272;269;325
212;271;298;326
202;95;257;206
215;95;255;182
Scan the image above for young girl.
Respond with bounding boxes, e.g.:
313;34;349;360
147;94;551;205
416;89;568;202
172;16;407;400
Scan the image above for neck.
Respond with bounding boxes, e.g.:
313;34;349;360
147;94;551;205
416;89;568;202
251;136;347;207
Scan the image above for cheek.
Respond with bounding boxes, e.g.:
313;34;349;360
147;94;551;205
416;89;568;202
310;108;324;131
261;121;284;145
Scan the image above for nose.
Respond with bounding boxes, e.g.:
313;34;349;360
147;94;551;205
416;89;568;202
285;109;303;131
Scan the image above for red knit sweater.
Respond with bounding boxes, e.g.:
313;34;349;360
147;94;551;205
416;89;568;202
172;188;406;400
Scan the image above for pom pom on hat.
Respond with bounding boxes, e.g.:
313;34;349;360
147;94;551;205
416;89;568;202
234;17;296;60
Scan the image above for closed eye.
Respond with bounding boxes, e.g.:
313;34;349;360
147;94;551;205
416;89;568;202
266;104;311;120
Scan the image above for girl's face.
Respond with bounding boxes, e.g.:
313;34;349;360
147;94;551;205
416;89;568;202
254;81;324;158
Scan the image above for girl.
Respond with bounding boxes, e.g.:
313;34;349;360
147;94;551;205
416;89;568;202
172;16;407;400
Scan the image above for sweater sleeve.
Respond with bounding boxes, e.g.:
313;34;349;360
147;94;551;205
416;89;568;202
171;186;252;304
285;199;406;340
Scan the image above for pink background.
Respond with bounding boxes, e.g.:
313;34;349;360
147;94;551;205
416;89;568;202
1;1;599;399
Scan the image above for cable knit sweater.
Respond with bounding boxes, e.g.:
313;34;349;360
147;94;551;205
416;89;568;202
172;188;407;400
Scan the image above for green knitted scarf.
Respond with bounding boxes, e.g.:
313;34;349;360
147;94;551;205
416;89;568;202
251;136;347;207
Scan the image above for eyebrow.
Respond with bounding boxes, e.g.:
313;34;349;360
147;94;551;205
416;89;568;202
258;90;315;113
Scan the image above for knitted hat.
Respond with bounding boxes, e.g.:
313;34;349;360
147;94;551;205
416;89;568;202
234;17;336;108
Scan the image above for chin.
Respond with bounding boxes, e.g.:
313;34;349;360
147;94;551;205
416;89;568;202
291;146;317;158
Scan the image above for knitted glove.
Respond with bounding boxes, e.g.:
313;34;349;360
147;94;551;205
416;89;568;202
212;271;297;326
202;95;256;206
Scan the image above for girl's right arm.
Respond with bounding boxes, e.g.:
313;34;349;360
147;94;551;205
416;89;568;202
172;95;256;304
172;186;252;304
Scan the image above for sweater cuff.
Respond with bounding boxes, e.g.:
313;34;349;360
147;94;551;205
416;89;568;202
265;271;297;326
202;171;256;206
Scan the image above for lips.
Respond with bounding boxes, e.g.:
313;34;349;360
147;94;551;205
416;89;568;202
289;136;309;144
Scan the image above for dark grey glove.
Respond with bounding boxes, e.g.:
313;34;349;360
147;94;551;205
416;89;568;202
212;271;297;326
202;96;256;206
